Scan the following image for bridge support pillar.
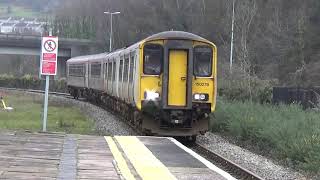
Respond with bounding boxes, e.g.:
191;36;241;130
55;57;68;79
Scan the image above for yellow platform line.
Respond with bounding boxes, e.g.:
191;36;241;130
115;136;177;180
104;136;136;180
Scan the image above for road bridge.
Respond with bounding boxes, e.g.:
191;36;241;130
0;33;104;78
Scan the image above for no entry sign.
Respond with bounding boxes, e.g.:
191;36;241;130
40;37;58;75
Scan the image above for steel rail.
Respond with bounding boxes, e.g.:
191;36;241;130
0;87;71;97
192;142;264;180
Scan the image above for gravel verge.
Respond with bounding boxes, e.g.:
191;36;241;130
3;90;137;136
197;132;311;180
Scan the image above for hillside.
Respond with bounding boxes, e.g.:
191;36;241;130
52;0;320;87
0;0;59;18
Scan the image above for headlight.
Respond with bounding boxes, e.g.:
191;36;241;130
144;90;160;101
193;93;209;101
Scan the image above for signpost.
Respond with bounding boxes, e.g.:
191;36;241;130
40;36;58;132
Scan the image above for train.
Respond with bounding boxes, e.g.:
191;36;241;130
67;31;217;140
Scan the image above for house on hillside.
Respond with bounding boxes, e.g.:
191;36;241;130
0;23;14;33
0;17;46;35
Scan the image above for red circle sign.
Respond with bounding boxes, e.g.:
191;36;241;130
44;39;57;52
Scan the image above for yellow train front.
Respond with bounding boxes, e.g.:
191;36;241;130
138;32;217;138
67;31;217;139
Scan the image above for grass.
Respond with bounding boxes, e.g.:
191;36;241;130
211;99;320;173
0;92;96;135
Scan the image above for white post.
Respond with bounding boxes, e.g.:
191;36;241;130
42;75;49;132
110;14;113;52
42;30;52;132
229;0;235;73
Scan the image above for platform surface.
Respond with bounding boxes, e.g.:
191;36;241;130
0;131;235;180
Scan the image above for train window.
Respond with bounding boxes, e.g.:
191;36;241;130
119;59;123;81
143;44;163;75
91;63;101;78
194;46;212;77
108;62;112;80
69;64;84;77
112;61;116;81
129;56;134;82
123;57;129;82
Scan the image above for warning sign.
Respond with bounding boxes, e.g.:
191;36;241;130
44;39;57;52
40;37;58;76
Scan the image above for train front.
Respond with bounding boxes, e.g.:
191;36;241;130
138;31;217;138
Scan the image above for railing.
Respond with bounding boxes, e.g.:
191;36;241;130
272;87;320;109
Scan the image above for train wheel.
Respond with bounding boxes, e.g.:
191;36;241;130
188;135;197;143
133;110;142;128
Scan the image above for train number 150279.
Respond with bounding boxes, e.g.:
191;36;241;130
194;82;209;86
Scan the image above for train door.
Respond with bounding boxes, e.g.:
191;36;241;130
104;62;108;91
128;52;135;103
114;58;119;97
85;62;89;88
168;50;188;106
118;56;124;98
111;60;115;96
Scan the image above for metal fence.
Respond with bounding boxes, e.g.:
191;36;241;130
272;87;320;109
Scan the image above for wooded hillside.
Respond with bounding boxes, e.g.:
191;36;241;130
52;0;320;87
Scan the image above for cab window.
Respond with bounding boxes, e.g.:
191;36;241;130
194;46;212;77
143;44;163;75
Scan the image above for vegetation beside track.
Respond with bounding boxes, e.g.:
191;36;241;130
211;99;320;173
0;74;67;93
0;91;96;135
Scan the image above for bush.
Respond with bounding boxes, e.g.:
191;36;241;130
0;74;67;92
211;99;320;173
218;77;274;104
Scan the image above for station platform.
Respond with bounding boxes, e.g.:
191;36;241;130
0;131;235;180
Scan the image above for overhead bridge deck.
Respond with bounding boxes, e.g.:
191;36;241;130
0;131;235;180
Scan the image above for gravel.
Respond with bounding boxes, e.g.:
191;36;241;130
197;132;311;180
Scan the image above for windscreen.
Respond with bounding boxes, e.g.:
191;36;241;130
194;46;213;77
143;44;163;75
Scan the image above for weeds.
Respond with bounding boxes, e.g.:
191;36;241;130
0;74;67;92
211;99;320;173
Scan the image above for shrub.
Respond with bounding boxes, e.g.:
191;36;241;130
0;74;67;93
218;77;275;104
211;99;320;173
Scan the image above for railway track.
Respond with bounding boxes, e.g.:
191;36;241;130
1;87;264;179
191;142;264;180
0;87;71;97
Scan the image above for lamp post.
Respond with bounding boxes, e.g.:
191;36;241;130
104;11;121;52
229;0;235;73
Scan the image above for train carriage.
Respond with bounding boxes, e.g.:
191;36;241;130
67;31;217;140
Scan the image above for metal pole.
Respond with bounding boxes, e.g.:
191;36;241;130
109;14;113;52
229;0;235;73
42;29;52;132
42;75;49;132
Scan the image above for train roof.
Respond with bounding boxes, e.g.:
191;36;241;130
67;53;107;63
67;31;213;64
144;31;208;42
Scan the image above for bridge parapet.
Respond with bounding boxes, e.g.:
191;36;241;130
0;34;105;78
0;33;104;57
